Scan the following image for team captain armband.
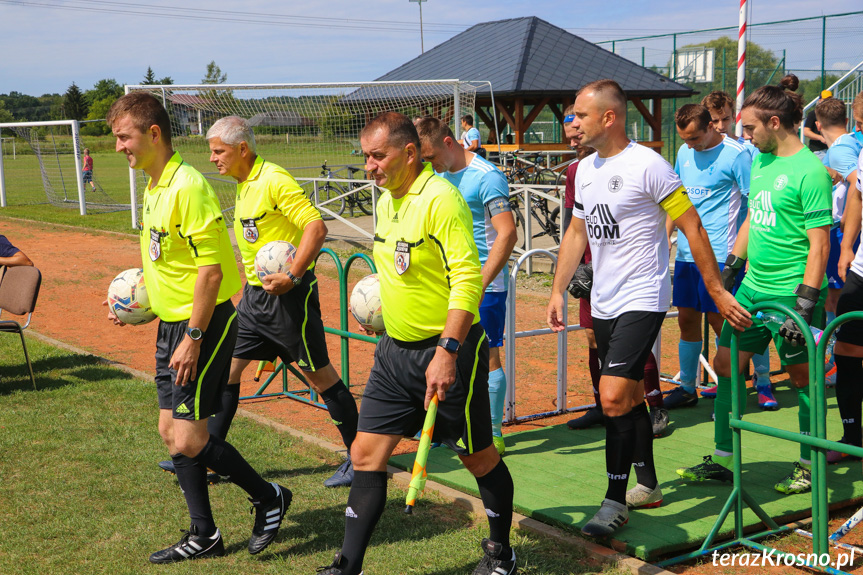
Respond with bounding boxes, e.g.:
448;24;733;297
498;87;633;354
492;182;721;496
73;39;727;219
660;186;693;220
486;197;512;217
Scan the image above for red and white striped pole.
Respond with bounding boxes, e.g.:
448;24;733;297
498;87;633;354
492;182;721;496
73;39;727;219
735;0;748;138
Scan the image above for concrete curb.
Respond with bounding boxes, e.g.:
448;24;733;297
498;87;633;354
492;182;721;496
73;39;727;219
23;327;672;575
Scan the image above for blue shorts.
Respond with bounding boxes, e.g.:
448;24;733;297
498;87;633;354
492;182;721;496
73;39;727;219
479;290;507;348
827;226;860;289
672;260;741;314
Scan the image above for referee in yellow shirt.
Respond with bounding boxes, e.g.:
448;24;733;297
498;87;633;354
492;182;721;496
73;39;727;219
318;112;516;575
206;115;358;488
105;93;290;563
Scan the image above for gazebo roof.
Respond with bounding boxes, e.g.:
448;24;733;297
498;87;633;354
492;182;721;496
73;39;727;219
375;16;693;99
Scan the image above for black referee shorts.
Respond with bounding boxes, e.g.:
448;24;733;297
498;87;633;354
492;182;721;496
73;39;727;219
155;300;238;420
837;269;863;346
592;310;666;381
358;323;492;456
233;271;330;372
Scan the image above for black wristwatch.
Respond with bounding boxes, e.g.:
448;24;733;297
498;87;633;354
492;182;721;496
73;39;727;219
437;337;461;353
186;327;204;341
286;270;302;287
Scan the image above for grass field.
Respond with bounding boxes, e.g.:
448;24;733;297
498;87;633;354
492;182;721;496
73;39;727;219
0;133;362;234
0;333;621;575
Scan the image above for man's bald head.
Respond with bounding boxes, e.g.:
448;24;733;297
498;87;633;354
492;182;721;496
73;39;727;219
577;79;627;118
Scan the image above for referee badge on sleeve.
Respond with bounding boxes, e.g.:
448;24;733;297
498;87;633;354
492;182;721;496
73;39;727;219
149;228;162;261
241;218;259;243
395;240;410;275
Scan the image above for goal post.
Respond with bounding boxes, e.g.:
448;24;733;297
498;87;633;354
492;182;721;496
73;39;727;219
124;80;479;229
0;120;87;215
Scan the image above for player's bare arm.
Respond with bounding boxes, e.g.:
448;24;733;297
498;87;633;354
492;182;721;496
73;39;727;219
839;186;861;282
481;210;517;293
674;206;751;330
0;251;33;267
425;308;475;409
262;219;328;296
171;263;221;386
801;225;831;290
547;217;588;332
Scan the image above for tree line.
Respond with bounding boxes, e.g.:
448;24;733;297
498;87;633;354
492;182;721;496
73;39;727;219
0;62;227;136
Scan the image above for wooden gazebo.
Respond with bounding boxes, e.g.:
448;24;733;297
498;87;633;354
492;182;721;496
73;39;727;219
374;16;694;152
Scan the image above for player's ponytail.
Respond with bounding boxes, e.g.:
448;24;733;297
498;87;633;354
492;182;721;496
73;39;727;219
741;73;803;129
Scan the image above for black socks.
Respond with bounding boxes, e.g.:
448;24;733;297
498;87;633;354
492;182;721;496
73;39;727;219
604;407;638;503
475;458;514;552
630;402;657;489
172;453;216;537
207;383;240;440
195;435;271;501
835;354;863;447
320;380;359;451
339;470;388;575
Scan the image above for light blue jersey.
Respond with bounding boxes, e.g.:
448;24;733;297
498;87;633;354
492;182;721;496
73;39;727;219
823;132;863;223
440;154;510;292
736;137;758;229
674;136;750;263
462;127;481;149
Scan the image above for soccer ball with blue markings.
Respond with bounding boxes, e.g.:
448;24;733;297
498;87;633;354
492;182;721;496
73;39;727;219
350;274;385;333
107;268;156;325
254;240;297;283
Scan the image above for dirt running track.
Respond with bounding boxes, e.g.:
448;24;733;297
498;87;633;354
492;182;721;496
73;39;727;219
2;216;642;455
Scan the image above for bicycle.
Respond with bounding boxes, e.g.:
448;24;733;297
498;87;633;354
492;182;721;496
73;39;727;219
503;153;561;248
313;161;374;220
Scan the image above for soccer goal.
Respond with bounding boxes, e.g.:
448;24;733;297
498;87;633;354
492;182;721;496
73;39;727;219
124;80;480;229
0;120;131;215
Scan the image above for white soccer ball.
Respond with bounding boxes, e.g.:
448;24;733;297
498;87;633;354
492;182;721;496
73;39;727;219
107;268;156;326
254;240;296;283
350;274;385;333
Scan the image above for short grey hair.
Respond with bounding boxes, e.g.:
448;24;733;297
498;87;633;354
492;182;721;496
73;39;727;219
206;116;256;153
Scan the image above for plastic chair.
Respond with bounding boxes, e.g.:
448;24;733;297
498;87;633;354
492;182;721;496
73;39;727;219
0;265;42;390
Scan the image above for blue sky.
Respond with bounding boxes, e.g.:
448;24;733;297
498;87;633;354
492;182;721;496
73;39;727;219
1;0;861;96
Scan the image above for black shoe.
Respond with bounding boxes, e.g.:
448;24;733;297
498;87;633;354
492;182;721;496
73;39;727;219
148;526;225;564
316;552;364;574
159;460;176;474
323;454;354;488
664;387;698;409
472;538;517;575
567;407;604;429
651;407;669;437
248;482;292;554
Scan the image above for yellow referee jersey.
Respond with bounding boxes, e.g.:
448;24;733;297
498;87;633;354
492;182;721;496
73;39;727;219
140;152;241;322
373;163;482;341
233;155;323;286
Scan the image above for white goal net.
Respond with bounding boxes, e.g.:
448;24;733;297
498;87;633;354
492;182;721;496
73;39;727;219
0;120;130;214
125;81;479;228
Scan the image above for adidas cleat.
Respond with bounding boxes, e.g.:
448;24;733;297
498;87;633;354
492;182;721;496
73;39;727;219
774;462;811;494
676;455;733;482
148;526;224;564
248;482;292;554
472;538;517;575
625;484;663;509
582;498;628;537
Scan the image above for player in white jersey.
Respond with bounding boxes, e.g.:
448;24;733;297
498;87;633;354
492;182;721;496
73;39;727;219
547;80;749;537
701;91;773;397
415;116;517;456
665;104;763;408
825;92;863;464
